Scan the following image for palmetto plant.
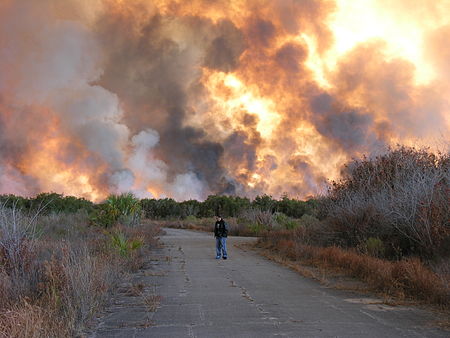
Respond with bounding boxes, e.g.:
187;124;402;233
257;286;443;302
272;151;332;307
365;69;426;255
106;193;140;217
106;193;142;227
91;193;142;228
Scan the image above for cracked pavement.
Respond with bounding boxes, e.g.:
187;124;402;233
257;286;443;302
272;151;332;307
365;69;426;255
89;228;448;337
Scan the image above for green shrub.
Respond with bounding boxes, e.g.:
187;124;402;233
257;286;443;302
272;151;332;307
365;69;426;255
106;193;141;221
299;214;320;228
109;231;143;257
200;195;251;218
0;193;94;215
274;212;300;230
247;222;267;235
185;215;198;223
90;193;141;228
364;237;385;258
140;198;181;219
89;203;116;228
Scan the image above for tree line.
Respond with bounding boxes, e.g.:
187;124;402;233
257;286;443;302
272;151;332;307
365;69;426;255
0;192;317;220
140;194;317;219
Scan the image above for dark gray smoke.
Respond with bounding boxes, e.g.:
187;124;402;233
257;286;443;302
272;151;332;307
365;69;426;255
310;92;385;153
93;12;249;197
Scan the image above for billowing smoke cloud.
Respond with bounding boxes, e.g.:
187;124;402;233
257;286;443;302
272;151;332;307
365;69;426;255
0;0;448;201
310;92;384;153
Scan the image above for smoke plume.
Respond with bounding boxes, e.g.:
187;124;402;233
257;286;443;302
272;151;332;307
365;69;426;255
0;0;449;201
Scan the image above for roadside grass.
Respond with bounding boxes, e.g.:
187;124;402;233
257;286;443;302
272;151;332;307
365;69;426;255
256;233;450;310
0;205;160;337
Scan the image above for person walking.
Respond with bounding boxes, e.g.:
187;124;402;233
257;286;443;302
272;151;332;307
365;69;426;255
214;216;229;259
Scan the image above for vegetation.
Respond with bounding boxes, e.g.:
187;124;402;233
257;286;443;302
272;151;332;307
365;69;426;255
0;192;94;215
139;193;317;236
319;146;449;259
90;193;141;228
257;146;450;308
140;194;314;220
109;230;144;257
0;199;159;337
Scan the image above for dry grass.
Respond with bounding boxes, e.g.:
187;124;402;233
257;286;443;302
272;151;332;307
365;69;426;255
0;206;160;337
143;294;162;312
0;299;67;338
257;234;450;309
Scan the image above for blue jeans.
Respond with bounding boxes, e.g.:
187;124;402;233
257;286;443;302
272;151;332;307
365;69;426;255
215;237;227;258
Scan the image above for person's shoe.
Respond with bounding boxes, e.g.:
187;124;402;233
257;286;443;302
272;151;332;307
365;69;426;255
216;256;221;259
223;256;227;260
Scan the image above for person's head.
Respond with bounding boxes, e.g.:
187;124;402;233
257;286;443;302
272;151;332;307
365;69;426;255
216;215;222;221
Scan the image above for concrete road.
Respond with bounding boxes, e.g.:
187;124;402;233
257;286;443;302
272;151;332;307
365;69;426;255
91;228;448;337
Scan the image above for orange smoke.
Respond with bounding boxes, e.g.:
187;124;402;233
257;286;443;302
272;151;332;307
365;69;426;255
0;0;449;201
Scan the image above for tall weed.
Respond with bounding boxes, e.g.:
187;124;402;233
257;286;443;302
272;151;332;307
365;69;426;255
0;205;159;337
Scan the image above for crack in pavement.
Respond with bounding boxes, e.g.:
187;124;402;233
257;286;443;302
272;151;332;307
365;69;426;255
89;228;448;338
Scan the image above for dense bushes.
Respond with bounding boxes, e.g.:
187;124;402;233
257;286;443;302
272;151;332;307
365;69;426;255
319;146;449;258
0;193;94;215
0;190;315;227
255;146;449;260
140;194;315;220
140;196;251;219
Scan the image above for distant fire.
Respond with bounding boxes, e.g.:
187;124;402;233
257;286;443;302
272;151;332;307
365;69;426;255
0;0;449;201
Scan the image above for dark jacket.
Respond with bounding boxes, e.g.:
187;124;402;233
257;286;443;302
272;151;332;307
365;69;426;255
214;219;229;238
